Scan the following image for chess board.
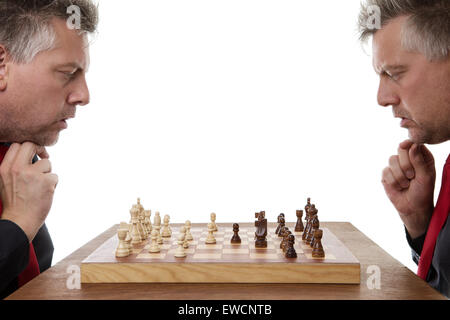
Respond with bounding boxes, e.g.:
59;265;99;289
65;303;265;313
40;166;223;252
81;223;360;284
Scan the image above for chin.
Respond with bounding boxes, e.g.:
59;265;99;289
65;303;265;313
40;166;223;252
408;128;444;145
33;132;60;147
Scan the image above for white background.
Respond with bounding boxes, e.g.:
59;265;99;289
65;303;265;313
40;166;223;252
46;0;449;274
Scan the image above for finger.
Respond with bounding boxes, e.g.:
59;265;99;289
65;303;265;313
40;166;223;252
398;143;415;179
0;143;21;172
419;144;435;168
389;155;410;189
382;166;403;191
36;146;49;160
409;144;435;176
32;159;52;174
46;173;59;190
399;139;414;150
14;142;42;165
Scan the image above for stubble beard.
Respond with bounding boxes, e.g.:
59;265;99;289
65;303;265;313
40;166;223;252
0;123;61;147
408;123;447;145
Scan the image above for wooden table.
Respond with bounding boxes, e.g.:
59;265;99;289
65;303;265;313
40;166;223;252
6;222;446;300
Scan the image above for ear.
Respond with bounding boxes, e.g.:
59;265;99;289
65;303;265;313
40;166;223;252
0;45;9;91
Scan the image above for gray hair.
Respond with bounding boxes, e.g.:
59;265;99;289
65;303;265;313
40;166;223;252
358;0;450;61
0;0;98;63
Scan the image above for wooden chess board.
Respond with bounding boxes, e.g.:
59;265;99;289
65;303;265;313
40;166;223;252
81;223;360;284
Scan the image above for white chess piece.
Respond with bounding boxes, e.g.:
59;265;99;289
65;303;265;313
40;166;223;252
148;229;160;253
180;226;189;248
138;209;147;240
162;214;171;237
185;220;193;241
154;211;161;226
154;211;163;244
130;207;142;245
210;212;218;231
205;222;216;244
115;228;130;257
174;233;187;258
120;221;132;252
144;210;152;234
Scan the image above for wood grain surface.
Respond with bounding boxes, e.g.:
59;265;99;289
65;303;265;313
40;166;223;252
5;222;446;300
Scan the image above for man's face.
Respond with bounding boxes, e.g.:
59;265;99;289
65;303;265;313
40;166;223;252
372;16;450;145
0;18;90;146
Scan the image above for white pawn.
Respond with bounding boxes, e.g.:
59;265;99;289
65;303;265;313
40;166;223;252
185;220;193;241
144;210;152;234
180;226;189;249
115;228;130;257
210;212;218;232
174;233;187;258
148;229;160;253
154;211;163;244
162;214;171;237
205;222;216;244
156;226;163;244
125;231;132;253
154;211;161;226
120;222;132;253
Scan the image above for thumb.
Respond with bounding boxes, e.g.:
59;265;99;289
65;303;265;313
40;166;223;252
409;144;435;176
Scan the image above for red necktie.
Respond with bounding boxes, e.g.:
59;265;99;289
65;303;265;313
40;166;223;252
417;154;450;280
0;144;40;287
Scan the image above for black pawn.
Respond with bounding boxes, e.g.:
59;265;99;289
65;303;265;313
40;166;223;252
277;217;285;237
230;223;241;244
275;213;284;234
285;234;297;258
281;230;292;252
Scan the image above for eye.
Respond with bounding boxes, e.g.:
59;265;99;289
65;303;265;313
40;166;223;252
382;71;400;81
60;70;78;80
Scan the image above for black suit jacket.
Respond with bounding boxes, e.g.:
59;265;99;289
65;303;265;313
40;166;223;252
405;156;450;298
0;222;53;299
406;217;450;298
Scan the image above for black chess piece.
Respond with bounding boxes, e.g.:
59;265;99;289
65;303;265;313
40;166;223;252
280;227;288;249
275;213;284;234
255;211;267;248
285;234;297;258
281;230;292;252
230;223;241;244
295;210;304;232
309;214;320;247
305;197;312;214
312;229;325;258
277;217;285;237
302;211;311;241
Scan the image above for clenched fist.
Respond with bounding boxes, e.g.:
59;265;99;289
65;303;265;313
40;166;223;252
0;142;58;242
382;140;436;239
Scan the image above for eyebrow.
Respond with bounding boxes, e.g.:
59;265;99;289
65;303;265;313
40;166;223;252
375;64;407;75
55;62;84;72
383;64;407;71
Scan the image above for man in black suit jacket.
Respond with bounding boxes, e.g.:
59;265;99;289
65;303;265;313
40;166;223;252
358;0;450;297
0;0;98;299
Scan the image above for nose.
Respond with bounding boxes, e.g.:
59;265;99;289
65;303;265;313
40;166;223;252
67;75;90;107
377;77;400;107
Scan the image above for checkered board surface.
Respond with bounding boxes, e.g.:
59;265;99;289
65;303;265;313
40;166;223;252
81;223;360;284
119;227;339;262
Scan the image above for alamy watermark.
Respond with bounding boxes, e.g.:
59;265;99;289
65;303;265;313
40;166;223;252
66;5;81;30
366;265;381;290
66;264;81;290
366;5;381;31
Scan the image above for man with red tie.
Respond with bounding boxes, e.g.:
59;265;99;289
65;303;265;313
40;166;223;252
358;0;450;297
0;0;98;299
